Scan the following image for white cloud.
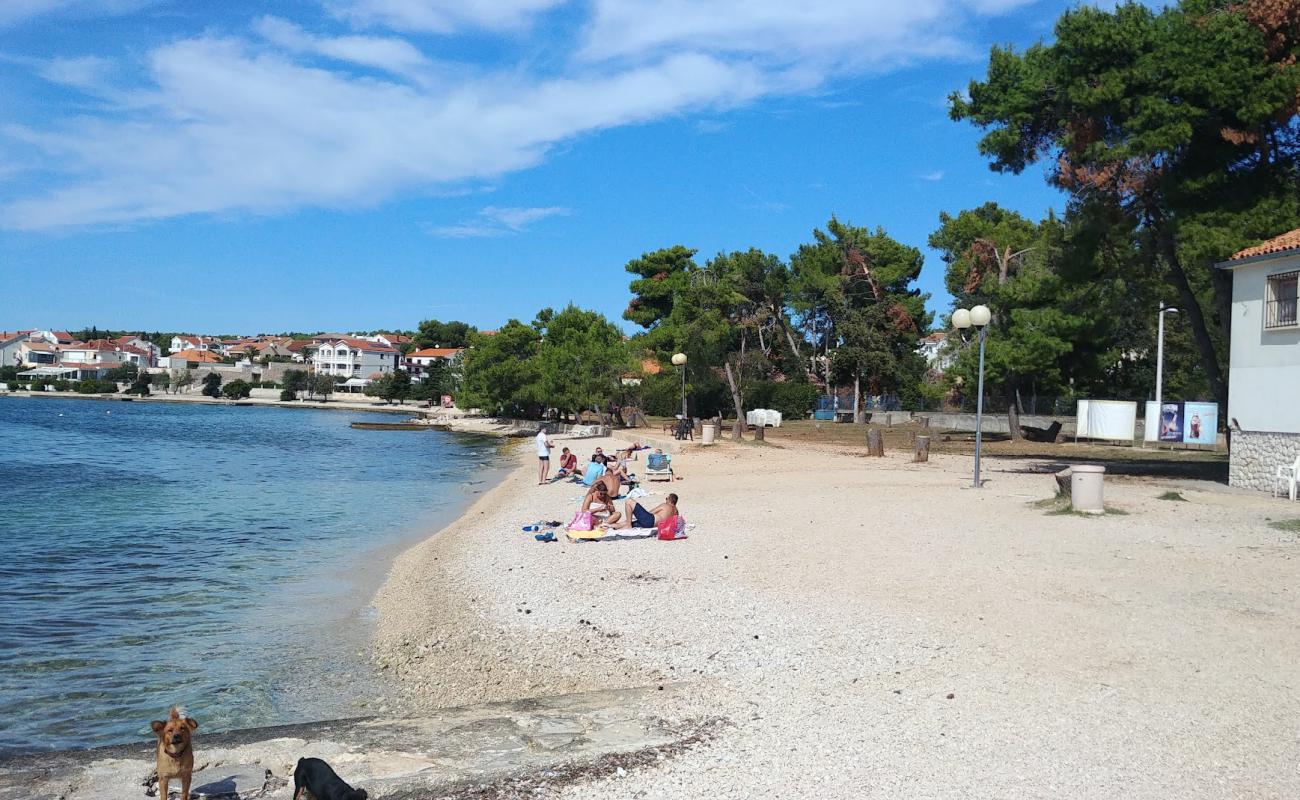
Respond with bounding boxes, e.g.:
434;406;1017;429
327;0;567;33
36;55;115;90
579;0;1034;69
254;16;435;80
430;205;570;237
919;170;944;181
1;0;1039;230
0;0;151;27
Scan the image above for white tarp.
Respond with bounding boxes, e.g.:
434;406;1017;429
1143;401;1160;442
746;409;783;428
1076;399;1137;441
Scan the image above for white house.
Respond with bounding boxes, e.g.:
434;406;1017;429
916;331;955;374
169;335;219;354
58;339;127;367
0;330;32;368
403;347;464;376
312;338;400;381
1218;229;1300;491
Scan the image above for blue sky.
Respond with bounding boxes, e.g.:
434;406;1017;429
0;0;1090;335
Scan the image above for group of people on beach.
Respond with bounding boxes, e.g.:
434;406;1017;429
535;427;678;531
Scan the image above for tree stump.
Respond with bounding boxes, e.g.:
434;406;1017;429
913;435;930;463
866;428;885;457
754;424;765;441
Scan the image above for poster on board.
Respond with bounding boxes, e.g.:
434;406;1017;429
1181;402;1218;445
1158;402;1184;443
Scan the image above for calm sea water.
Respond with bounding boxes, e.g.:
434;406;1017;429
0;396;503;755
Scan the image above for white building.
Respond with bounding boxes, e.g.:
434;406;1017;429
0;330;31;368
169;335;219;354
403;347;464;376
312;338;400;381
1218;229;1300;491
916;331;955;374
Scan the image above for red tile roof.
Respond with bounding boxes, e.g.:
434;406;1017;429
326;337;398;353
407;347;464;359
0;330;34;341
170;349;221;363
50;331;74;343
640;358;662;375
1230;228;1300;261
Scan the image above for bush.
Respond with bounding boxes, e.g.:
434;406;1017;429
0;366;19;381
746;380;820;419
6;381;19;391
201;372;222;398
76;378;118;394
279;388;298;402
221;379;253;399
51;380;71;392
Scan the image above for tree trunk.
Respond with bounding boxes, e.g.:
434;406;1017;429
754;423;764;441
913;435;930;463
1161;235;1229;409
781;319;818;383
853;371;863;424
724;361;745;441
866;427;885;456
1005;380;1023;441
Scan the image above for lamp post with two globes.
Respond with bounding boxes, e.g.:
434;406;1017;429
952;305;992;488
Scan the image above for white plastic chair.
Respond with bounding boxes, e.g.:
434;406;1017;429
1274;455;1300;501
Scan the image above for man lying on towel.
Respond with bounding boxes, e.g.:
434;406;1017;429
611;493;678;530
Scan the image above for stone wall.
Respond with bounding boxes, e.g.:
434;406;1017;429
1230;430;1300;492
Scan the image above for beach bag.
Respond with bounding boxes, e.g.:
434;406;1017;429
568;511;593;532
657;515;686;541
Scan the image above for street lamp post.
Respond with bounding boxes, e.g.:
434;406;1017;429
1154;301;1179;409
953;305;992;488
671;352;688;424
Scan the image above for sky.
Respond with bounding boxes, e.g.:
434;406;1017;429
0;0;1100;335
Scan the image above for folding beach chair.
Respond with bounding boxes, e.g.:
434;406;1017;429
644;452;673;482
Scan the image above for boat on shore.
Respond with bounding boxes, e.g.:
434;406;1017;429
349;420;430;431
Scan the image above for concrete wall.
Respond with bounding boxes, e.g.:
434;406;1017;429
1230;429;1300;492
914;412;1079;436
1229;254;1300;435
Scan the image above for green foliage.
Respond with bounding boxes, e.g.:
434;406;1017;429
1269;519;1300;533
312;374;335;400
951;0;1300;406
534;305;633;416
281;369;309;398
200;372;222;398
459;320;541;415
364;370;412;404
75;378;117;394
221;379;252;399
105;363;139;383
623;246;697;331
6;380;19;391
745;380;820;419
126;372;152;396
51;379;70;392
0;366;18;381
279;388;297;401
1158;491;1188;502
412;319;474;350
150;373;171;389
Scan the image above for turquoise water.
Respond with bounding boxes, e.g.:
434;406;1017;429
0;396;502;755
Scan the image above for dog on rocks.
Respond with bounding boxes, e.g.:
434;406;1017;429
150;707;198;800
293;757;368;800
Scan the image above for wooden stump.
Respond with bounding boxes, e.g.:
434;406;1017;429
913;435;930;463
754;424;765;441
866;428;885;457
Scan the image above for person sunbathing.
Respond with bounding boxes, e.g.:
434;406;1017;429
582;483;622;527
613;493;678;530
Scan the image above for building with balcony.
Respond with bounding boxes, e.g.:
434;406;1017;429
311;338;400;381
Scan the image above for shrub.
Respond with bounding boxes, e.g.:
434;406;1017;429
51;380;71;392
746;380;820;419
76;378;117;394
6;381;19;391
201;372;222;397
0;366;19;381
279;388;297;402
221;379;253;399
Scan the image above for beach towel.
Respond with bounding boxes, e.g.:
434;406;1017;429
646;453;668;471
566;527;609;541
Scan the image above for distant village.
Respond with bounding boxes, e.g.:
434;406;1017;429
0;329;471;395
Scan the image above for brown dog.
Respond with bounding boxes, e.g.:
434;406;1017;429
150;707;198;800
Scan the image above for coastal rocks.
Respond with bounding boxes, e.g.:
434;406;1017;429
0;687;710;800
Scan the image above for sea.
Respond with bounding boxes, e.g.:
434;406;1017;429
0;396;504;755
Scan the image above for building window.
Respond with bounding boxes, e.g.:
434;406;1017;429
1266;270;1299;329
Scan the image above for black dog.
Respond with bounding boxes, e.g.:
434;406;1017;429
293;758;368;800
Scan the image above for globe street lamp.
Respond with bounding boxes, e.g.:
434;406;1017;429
953;305;992;488
671;352;688;425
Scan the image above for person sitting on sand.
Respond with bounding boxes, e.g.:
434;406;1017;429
577;454;607;485
585;465;622;501
613;493;678;530
582;482;622;527
555;447;578;478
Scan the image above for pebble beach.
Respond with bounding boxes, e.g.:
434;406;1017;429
372;431;1300;799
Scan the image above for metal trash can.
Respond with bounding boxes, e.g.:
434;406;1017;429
1070;464;1106;514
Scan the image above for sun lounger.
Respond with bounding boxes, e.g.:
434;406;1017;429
644;452;673;482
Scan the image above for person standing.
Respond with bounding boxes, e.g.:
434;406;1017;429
536;426;555;484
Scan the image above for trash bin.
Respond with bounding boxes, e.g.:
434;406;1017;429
1070;464;1106;514
701;421;717;445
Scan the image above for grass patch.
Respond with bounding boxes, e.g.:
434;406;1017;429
1034;496;1129;517
1157;491;1188;502
1268;519;1300;533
